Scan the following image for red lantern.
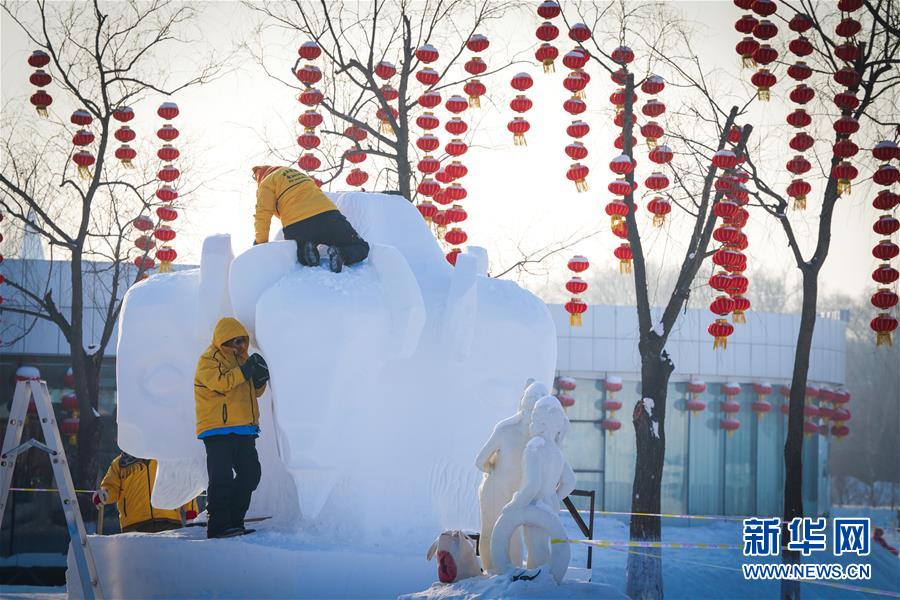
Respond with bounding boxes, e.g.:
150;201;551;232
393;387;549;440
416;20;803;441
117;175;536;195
444;227;468;246
835;17;861;38
536;21;560;42
511;72;533;91
831;161;858;195
874;215;900;236
72;150;94;178
134;234;156;252
446;117;468;136
416;68;440;86
786;155;811;175
563;70;588;98
556;393;575;408
788;36;813;57
445;95;468;114
873;240;899;261
566;277;588;294
157;102;179;120
154;225;176;243
873;140;900;161
535;43;559;73
446;248;461;266
871;289;899;311
648;144;673;165
642;99;666;118
432;210;452;228
834;91;859;111
562;48;589;70
834;42;860;63
134;255;155;271
416;112;440;131
710;295;736;316
29;69;51;87
735;37;760;68
445;139;468;157
601;418;621;432
833;66;860;88
565;297;587;327
376;106;399;133
568;23;591;42
297;154;320;171
537;0;561;18
112;106;134;122
510;95;533;113
346;168;369;188
133;215;154;232
605;199;630;228
609;154;634;175
608;179;633;197
156;186;178;202
567;163;589;192
565;141;588;161
374;61;396;80
568;255;589;273
750;69;776;100
645;172;670;191
417;134;440;153
30;90;52;116
28;49;50;68
647;197;671;227
787;61;812;80
344;125;367;142
297;133;321;150
156;246;177;272
789;84;815;104
786;179;811;209
712;150;738;169
72;129;95;147
446;183;468;201
417;201;438;222
380;84;399;101
70;109;92;126
614;243;633;273
447;204;467;224
720;419;741;436
610;45;634;65
417;92;442;111
641;122;665;147
446;161;468;180
157;124;179;141
298;41;321;61
833;139;859;158
415;44;439;63
641;74;665;95
417;178;439;197
417;155;440;174
157;206;178;222
464;57;487;76
873;264;899;285
467;34;490;52
874;165;900;187
115;145;136;166
566;120;589;139
709;318;734;349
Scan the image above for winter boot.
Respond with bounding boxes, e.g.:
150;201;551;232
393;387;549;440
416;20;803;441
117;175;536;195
298;241;320;267
208;526;244;539
327;246;344;273
237;527;256;536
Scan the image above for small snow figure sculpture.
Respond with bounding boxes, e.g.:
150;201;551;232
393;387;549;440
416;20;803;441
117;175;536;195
426;530;481;583
489;395;575;584
475;380;549;572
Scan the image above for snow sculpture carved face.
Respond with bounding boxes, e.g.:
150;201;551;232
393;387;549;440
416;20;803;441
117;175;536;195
489;396;575;583
116;192;556;542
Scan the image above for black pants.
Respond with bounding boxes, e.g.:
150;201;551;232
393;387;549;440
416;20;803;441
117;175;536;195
122;519;182;534
203;434;261;537
283;210;370;266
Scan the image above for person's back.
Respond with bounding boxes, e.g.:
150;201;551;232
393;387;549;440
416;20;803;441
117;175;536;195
252;165;370;272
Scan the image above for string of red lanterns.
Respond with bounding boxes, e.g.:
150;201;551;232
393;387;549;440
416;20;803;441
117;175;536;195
869;137;900;346
70;107;95;180
508;72;533;146
733;0;780;101
534;1;561;73
27;50;53;117
295;41;328;183
565;255;589;326
830;0;864;197
555;375;576;408
414;43;443;227
720;382;741;436
785;11;814;210
152;102;180;273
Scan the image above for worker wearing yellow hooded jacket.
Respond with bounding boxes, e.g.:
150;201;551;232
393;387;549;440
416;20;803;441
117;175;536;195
194;317;269;538
252;165;370;273
93;453;199;533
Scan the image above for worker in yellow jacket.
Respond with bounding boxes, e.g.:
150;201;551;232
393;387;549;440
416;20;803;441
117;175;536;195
93;453;199;533
252;165;370;273
194;317;269;538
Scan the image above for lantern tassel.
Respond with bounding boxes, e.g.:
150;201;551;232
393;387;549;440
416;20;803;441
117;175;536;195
36;106;49;117
652;214;666;227
727;430;735;439
569;313;582;327
732;309;746;324
468;95;481;108
120;159;134;168
78;166;92;179
513;133;527;146
619;259;632;274
793;195;807;210
574;90;586;100
646;137;658;149
543;59;555;74
713;335;728;350
610;215;623;229
379;119;394;135
575;178;589;193
876;331;893;346
837;178;851;196
742;56;755;69
756;88;770;101
158;261;172;273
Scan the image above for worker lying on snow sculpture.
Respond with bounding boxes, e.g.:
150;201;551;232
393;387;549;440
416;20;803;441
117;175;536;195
93;453;199;533
251;165;370;273
194;317;269;539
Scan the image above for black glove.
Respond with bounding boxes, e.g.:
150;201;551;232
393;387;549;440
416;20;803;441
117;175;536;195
239;353;262;381
251;355;269;388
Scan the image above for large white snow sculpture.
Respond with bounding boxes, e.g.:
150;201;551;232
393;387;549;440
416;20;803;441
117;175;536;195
489;396;576;583
115;192;556;541
475;380;549;571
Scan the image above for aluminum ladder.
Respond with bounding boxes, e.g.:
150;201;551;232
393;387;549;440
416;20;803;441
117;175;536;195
0;379;104;599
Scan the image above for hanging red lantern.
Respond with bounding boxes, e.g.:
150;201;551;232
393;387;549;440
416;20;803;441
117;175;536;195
873;264;899;285
608;179;633;197
157;206;178;222
445;117;468;136
417;155;440;174
464;57;487;77
789;13;812;32
834;42;860;63
415;44;439;63
712;150;738;169
297;132;321;150
735;37;760;68
613;242;633;273
609;154;635;175
736;14;758;34
831;161;858;195
641;74;665;95
156;185;178;202
345;148;367;164
133;215;154;232
29;69;52;87
833;139;859;158
70;109;92;126
447;204;468;224
134;234;156;252
873;164;900;187
511;72;533;92
344;125;367;142
873;215;900;236
154;225;176;243
788;36;813;56
535;43;559;73
720;419;741;436
871;289;899;311
417;178;440;197
563;96;586;116
789;84;815;105
418;91;442;110
157;102;179;120
445;139;468;157
605;199;630;228
297;154;320;171
566;163;589;192
417;134;440;153
434;210;452;228
467;34;490;53
446;161;468;179
709;318;734;349
30;90;52;116
645;172;670;191
568;23;591;42
72;129;95;147
787;61;812;80
710;295;736;316
568;255;590;273
647;197;671;227
445;95;468;114
565;141;588;161
641;122;665;147
115;145;136;167
872;140;900;161
833;67;860;88
72;150;94;178
563;70;589;99
714;200;740;220
567;120;590;139
732;296;751;323
873;240;899;260
786;155;812;175
562;48;589;71
510;95;533;113
642;100;666;118
380;84;399;101
446;183;468;201
417;200;438;222
28;49;50;68
374;60;396;80
536;21;560;42
416;112;440;131
376;106;399;134
786;179;811;209
416;67;440;86
753;19;778;40
157;124;179;141
751;0;777;16
346;168;369;188
507;118;530;146
833;115;860;136
648;144;673;165
566;277;588;294
750;68;776;100
565;297;588;327
155;246;177;273
446;248;461;266
537;0;561;18
298;41;321;61
835;17;861;38
444;227;468;246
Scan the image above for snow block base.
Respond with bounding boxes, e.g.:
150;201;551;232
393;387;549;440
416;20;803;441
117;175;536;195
67;526;436;599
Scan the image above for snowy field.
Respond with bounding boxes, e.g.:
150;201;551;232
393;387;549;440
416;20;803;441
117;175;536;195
5;511;898;599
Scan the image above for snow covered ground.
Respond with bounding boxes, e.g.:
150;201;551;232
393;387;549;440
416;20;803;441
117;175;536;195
0;511;872;598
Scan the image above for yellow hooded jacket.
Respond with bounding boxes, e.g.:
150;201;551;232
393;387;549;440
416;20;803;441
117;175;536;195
100;457;198;530
254;166;337;244
194;317;266;437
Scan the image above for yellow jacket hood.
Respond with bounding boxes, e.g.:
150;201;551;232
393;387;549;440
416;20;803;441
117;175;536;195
212;317;250;350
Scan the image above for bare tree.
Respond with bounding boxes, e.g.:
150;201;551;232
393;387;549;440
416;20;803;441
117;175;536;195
0;0;219;489
246;0;519;201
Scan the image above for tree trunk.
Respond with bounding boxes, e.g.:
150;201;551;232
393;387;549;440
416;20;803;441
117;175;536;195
396;132;412;201
73;353;103;492
626;346;673;600
781;270;817;599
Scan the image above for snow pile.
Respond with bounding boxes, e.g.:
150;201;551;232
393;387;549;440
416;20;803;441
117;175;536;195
115;192;557;542
400;570;626;600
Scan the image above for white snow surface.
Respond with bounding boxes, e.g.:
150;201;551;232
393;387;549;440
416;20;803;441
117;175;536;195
651;421;659;439
641;397;654;417
115;192;557;542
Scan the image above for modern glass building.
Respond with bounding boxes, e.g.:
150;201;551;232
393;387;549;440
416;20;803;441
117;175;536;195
549;303;848;518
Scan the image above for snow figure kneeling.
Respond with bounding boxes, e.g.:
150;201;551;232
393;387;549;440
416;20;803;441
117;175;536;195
475;380;549;572
489;396;576;584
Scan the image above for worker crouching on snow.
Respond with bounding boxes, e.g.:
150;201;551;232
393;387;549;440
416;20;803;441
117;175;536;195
194;317;269;539
93;453;199;533
252;164;370;273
